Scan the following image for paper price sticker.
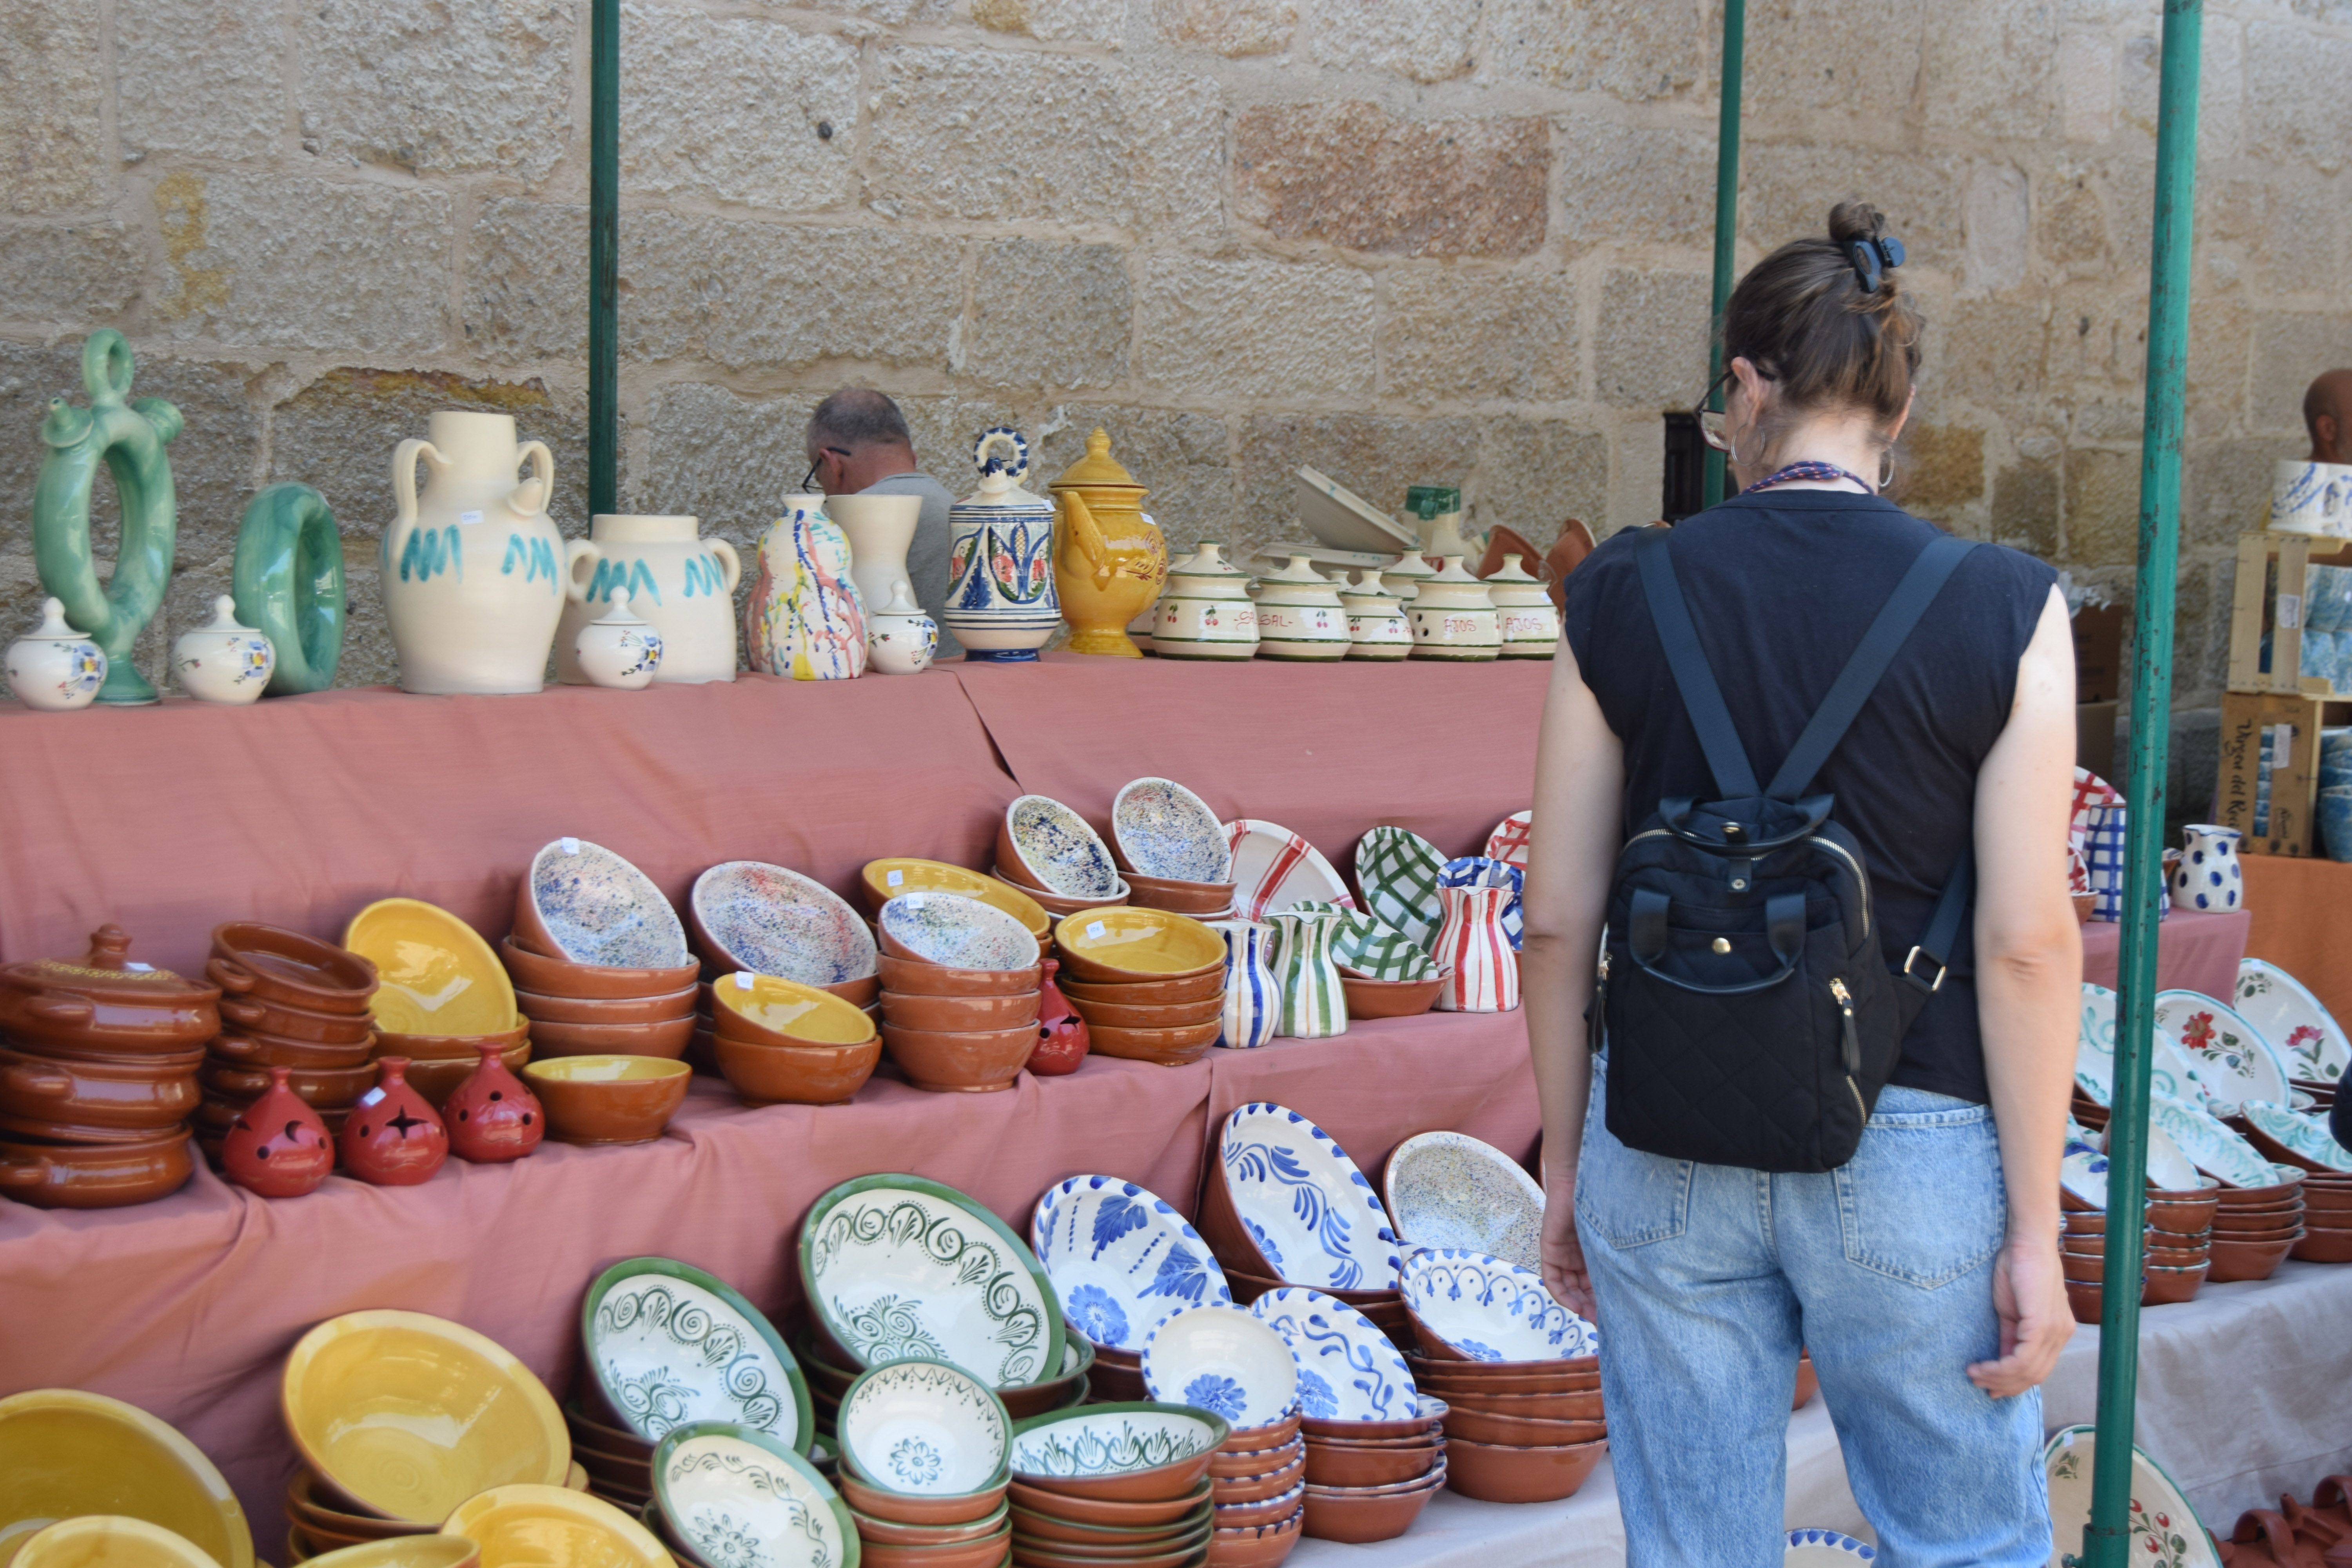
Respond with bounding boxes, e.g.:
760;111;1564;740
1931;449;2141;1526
1086;921;1106;939
459;510;485;526
734;971;756;990
2279;593;2303;630
887;869;904;886
357;1087;387;1109
561;837;580;855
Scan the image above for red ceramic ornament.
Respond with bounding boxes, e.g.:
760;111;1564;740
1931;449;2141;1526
1028;957;1089;1077
220;1064;334;1198
338;1056;448;1185
443;1040;544;1163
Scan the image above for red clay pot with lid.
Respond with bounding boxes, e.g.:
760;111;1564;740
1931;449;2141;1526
0;925;221;1056
338;1057;448;1185
443;1040;544;1163
220;1065;335;1198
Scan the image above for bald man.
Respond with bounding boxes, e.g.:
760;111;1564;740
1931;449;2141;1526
2304;369;2352;464
805;388;960;655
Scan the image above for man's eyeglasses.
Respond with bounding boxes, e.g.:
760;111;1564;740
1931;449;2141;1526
800;446;853;492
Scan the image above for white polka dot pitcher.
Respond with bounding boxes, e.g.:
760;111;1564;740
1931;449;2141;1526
2171;824;2243;912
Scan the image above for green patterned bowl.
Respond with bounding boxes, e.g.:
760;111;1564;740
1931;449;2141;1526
837;1357;1011;1500
1007;1403;1230;1503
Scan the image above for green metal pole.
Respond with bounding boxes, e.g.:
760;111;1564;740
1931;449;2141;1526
588;0;619;519
1702;0;1745;509
2085;1;2200;1564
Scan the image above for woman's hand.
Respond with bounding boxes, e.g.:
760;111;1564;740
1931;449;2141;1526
1965;1229;2073;1397
1541;1168;1597;1321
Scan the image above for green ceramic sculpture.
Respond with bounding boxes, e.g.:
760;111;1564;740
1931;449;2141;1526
232;482;345;695
32;331;182;704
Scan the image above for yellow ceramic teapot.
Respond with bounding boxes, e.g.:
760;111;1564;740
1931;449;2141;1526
1049;429;1165;657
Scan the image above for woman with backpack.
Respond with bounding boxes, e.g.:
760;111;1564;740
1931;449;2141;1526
1522;202;2082;1565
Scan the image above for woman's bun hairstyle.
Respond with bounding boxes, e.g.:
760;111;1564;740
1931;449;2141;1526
1722;200;1922;437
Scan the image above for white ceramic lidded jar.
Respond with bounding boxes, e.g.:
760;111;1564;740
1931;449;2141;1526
867;584;940;675
1381;549;1436;602
1484;555;1559;659
382;410;600;695
6;597;106;711
556;515;740;685
171;595;276;704
1154;542;1258;660
1254;555;1351;661
945;428;1061;662
573;590;664;690
1339;569;1412;661
1408;555;1501;661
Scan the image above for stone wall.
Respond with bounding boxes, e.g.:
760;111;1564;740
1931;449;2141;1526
0;0;2343;708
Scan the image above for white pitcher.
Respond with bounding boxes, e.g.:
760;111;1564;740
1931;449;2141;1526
826;492;924;615
2171;824;2244;912
382;411;598;695
555;514;741;685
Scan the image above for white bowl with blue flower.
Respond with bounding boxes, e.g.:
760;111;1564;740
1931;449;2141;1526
1031;1175;1232;1354
1140;1305;1297;1435
1399;1248;1599;1364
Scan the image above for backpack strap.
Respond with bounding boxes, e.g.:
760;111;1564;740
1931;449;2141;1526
1635;528;1761;799
1901;846;1974;998
1764;534;1980;800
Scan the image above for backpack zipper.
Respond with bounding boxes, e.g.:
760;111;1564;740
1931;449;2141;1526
1830;976;1867;1120
1624;827;1874;940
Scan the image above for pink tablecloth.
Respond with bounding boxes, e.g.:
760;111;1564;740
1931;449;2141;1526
2076;910;2250;998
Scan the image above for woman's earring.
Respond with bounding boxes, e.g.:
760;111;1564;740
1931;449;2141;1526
1878;449;1896;491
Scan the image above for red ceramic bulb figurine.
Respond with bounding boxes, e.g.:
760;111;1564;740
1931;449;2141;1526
338;1057;448;1185
443;1041;543;1163
220;1064;334;1198
1029;957;1089;1077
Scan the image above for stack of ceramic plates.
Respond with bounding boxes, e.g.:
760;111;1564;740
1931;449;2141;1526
1397;1250;1608;1504
998;795;1133;917
707;970;883;1105
503;839;698;1063
2210;1167;2308;1280
637;1424;849;1568
1032;1176;1233;1400
795;1317;1093;1434
875;892;1044;1093
1005;1404;1230;1568
2062;1191;2218;1318
0;1388;257;1568
1052;909;1225;1067
1204;1414;1308;1567
2229;1100;2352;1263
334;897;536;1110
2292;1166;2352;1261
816;1358;1016;1568
1137;1305;1303;1563
278;1311;573;1553
1109;779;1237;919
195;923;378;1166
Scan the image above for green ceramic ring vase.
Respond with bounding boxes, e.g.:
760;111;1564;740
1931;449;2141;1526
232;482;345;695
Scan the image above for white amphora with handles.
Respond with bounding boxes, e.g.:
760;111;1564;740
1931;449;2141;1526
381;411;599;694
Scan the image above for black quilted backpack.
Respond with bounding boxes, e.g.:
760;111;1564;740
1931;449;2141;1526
1593;526;1978;1173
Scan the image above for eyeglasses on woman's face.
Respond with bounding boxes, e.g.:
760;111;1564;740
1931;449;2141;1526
1694;371;1734;454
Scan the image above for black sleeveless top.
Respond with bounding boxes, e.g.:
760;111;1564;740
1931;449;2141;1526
1561;491;2058;1104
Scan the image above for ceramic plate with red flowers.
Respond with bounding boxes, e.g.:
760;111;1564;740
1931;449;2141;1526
2153;989;2295;1112
2042;1426;2219;1568
2234;958;2350;1085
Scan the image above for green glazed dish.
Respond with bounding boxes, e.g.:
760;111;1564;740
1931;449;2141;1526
652;1420;860;1568
581;1255;813;1454
1007;1401;1231;1493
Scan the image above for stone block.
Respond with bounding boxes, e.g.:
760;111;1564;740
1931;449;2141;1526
1919;0;2059;142
0;0;106;214
1607;421;1665;535
1555;120;1715;253
1740;145;1964;264
0;222;143;325
1989;458;2059;557
621;5;858;211
2180;437;2276;554
1475;0;1708;101
2257;170;2352;301
864;49;1223;245
2059;29;2115;143
1964;163;2031;294
1475;420;1610;544
963;241;1132;391
118;2;286;162
1232;103;1548;259
1899;423;1986;516
2250;312;2352;433
1136;256;1375;400
1592;270;1710;410
462;199;588;362
299;0;573;182
2184;296;2251;443
786;0;952;22
1929;298;2049;407
2039;170;2108;267
1744;0;1929;123
2248;22;2352;171
1302;0;1474;82
1152;0;1296;56
1232;413;1481;563
973;0;1129;42
153;172;452;354
1379;268;1577;405
2063;446;2140;565
1037;406;1235;555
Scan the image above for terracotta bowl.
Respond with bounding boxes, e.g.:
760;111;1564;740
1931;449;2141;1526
1297;1470;1443;1543
2292;1225;2352;1263
858;1524;1012;1568
202;1056;376;1106
0;1044;203;1130
399;1042;531;1109
1061;996;1220;1030
1005;1481;1213;1532
2213;1202;2305;1232
1207;1457;1304;1505
1337;973;1446;1020
1002;876;1134;919
207;1028;375;1072
524;1014;695;1062
210;922;379;1013
2210;1234;2299;1282
2215;1172;2307;1207
877;953;1043;998
2140;1263;2208;1305
1436;1387;1601;1423
1057;972;1225;1007
0;1127;194;1208
713;1034;881;1106
495;937;699;1000
1439;1434;1605;1504
852;1503;1013;1548
2060;1253;2106;1284
881;1022;1037;1093
216;988;379;1044
522;1055;691;1144
513;985;698;1026
860;859;1053;937
2213;1218;2305;1244
2145;1225;2208;1249
880;990;1044;1032
1209;1512;1302;1568
285;1468;436;1539
1003;1339;1099;1422
373;1019;532;1061
1087;1022;1221;1064
1053;909;1223;985
836;1471;1009;1527
1439;1407;1604;1448
1301;1443;1439;1490
1007;1498;1211;1549
2304;1185;2352;1216
1123;874;1237;918
706;973;878;1053
1222;1413;1303;1454
2066;1282;2103;1324
1210;1485;1301;1530
2143;1243;2208;1269
1205;1439;1303;1481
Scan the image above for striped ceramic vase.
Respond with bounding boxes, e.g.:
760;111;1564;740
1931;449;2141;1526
1210;920;1280;1050
1269;909;1347;1038
1433;883;1519;1012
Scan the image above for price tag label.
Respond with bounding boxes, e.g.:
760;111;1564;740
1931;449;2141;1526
125;961;154;972
886;869;904;887
459;510;485;526
1086;921;1106;940
2279;593;2303;630
561;837;580;855
734;971;756;991
357;1087;387;1108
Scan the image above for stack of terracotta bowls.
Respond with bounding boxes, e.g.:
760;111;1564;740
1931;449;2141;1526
199;922;381;1160
795;1318;1095;1440
874;892;1044;1093
998;795;1135;919
860;859;1053;957
1108;778;1238;921
1135;1306;1304;1565
1398;1250;1607;1504
689;858;884;1076
1005;1403;1229;1568
2293;1167;2352;1261
1052;909;1225;1067
705;972;883;1105
2059;1175;2216;1321
1297;1397;1443;1543
560;1395;656;1514
506;840;701;1064
1209;1417;1307;1566
827;1359;1014;1568
334;897;536;1109
0;924;218;1209
2210;1167;2308;1281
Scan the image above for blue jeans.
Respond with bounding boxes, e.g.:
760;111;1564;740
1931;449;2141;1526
1575;1070;2050;1568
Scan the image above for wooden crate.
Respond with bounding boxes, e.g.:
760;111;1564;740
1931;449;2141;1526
2214;689;2352;856
2225;530;2352;695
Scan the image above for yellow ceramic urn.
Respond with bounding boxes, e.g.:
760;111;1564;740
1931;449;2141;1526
1049;429;1165;657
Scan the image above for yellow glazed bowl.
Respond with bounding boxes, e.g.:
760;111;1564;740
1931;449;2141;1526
441;1487;665;1568
0;1390;252;1568
1053;908;1224;984
859;859;1051;940
281;1310;569;1524
302;1538;481;1568
708;973;877;1046
343;900;518;1038
12;1517;221;1568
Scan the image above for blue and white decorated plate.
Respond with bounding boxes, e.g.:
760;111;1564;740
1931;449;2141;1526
1785;1529;1875;1564
1247;1286;1416;1423
1218;1103;1401;1291
1031;1176;1232;1353
1399;1247;1599;1363
1140;1305;1298;1430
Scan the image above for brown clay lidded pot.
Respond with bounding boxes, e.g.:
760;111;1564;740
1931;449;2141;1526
220;1065;335;1199
338;1057;448;1185
1029;957;1088;1077
0;926;222;1058
0;1128;194;1209
443;1041;544;1164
